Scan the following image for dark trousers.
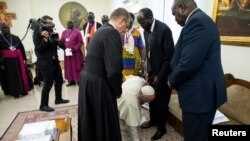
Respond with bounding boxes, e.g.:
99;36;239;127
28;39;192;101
40;61;63;107
33;63;43;85
182;110;216;141
149;82;171;132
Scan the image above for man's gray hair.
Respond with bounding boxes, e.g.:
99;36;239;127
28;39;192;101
110;8;130;21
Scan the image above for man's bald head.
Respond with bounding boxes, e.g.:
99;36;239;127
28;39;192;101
171;0;197;26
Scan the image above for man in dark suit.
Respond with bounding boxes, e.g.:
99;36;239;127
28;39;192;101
137;8;174;140
168;0;227;141
33;15;69;112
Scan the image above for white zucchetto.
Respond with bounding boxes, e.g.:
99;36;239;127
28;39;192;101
141;85;155;96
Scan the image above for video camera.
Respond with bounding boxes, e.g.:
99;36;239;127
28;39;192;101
29;18;58;39
29;18;55;31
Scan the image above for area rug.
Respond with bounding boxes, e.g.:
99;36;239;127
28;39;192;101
1;105;183;141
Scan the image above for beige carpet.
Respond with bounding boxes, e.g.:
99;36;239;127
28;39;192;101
1;105;183;141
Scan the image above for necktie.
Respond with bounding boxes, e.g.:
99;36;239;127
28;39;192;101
147;31;152;73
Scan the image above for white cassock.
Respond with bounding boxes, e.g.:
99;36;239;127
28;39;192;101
117;75;145;141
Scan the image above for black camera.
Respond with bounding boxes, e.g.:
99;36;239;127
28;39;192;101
29;18;55;31
29;18;58;39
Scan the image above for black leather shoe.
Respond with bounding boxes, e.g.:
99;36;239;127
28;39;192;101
40;106;54;112
140;121;155;129
55;99;70;105
151;130;166;140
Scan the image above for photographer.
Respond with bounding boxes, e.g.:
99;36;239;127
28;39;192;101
32;15;69;112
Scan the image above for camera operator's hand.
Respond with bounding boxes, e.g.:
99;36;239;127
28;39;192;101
41;31;49;41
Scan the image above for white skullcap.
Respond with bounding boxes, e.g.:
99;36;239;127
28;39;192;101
141;85;155;96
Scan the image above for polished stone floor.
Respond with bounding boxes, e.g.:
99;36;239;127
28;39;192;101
0;82;79;138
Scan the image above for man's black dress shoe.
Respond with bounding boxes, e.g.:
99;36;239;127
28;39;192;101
55;99;70;105
151;130;166;140
40;106;54;112
140;121;155;128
